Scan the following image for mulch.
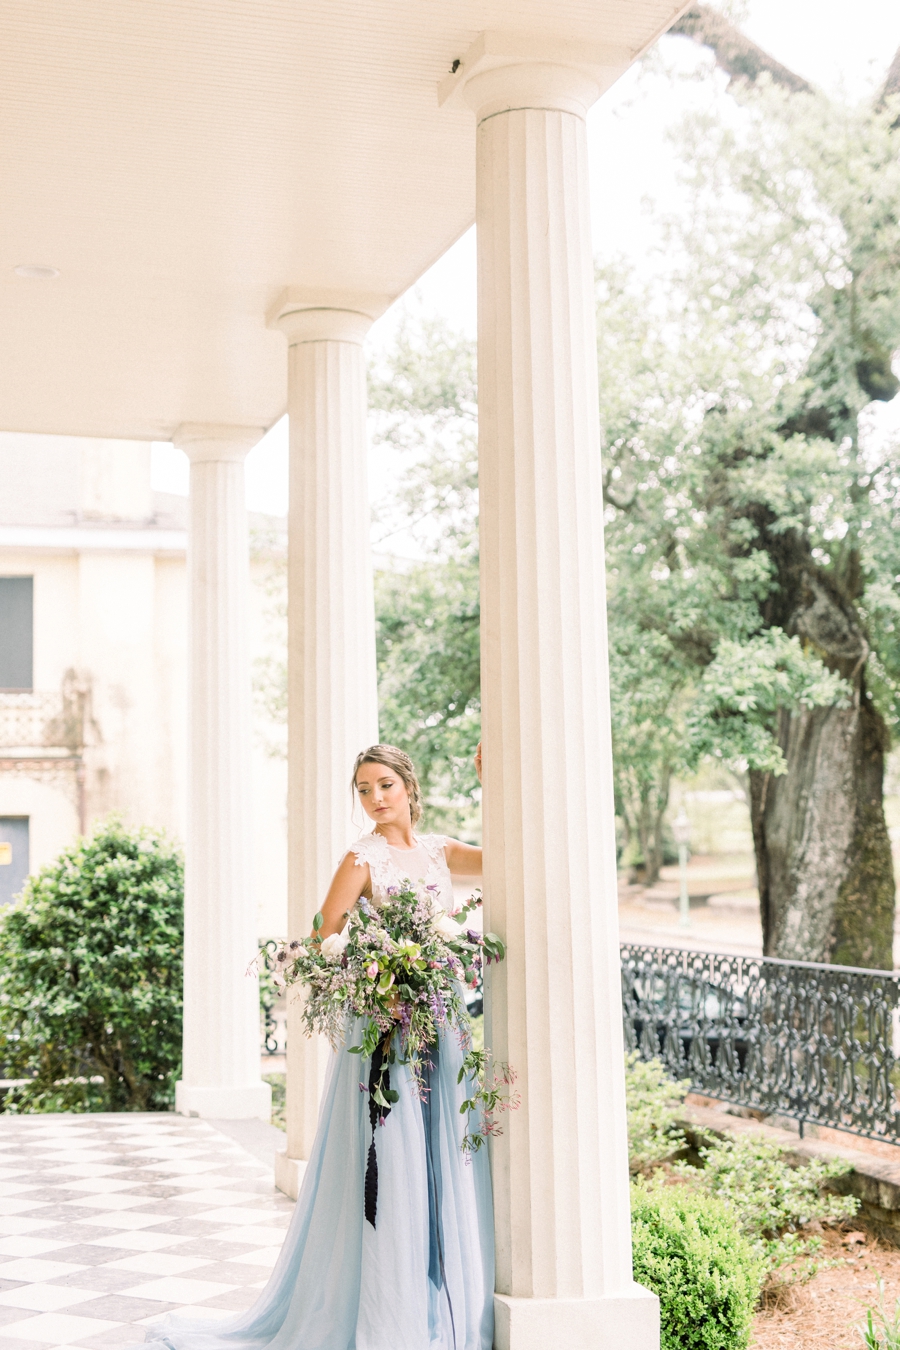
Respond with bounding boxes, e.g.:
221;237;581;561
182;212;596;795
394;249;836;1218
754;1229;900;1348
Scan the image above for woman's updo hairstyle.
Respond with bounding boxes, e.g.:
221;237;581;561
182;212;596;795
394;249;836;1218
352;744;423;828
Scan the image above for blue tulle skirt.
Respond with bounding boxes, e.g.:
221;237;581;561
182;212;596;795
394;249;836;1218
146;1019;494;1350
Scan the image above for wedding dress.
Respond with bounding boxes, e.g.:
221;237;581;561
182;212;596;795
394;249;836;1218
147;832;494;1350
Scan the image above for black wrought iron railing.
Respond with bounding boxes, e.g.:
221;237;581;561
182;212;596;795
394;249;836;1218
259;940;287;1058
621;942;900;1143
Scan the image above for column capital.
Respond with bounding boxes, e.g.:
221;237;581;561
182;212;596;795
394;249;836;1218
267;288;390;346
438;31;632;121
173;423;264;464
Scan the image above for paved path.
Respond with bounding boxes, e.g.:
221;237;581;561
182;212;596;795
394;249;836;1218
0;1113;294;1350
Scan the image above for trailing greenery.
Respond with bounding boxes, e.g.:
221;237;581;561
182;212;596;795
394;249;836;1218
625;1050;689;1173
675;1134;858;1293
0;820;183;1113
631;1181;764;1350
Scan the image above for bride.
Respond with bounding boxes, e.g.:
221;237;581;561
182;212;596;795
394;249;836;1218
149;743;493;1350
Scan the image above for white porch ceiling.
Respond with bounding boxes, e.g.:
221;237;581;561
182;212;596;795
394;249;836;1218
0;0;685;442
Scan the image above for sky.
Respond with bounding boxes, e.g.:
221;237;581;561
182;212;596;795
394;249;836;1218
151;0;900;517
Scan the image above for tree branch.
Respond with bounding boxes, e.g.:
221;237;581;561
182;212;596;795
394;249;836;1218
670;4;813;94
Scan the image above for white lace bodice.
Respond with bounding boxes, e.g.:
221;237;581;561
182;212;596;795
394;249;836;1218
347;832;454;911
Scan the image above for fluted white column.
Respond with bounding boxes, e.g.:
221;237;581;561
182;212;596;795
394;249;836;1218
447;36;659;1350
174;423;271;1122
268;301;380;1196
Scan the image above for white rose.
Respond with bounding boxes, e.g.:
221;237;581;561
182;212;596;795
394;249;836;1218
320;928;350;962
431;910;462;940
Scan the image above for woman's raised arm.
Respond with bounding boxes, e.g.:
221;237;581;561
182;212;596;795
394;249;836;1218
445;739;485;874
315;851;369;939
444;838;482;877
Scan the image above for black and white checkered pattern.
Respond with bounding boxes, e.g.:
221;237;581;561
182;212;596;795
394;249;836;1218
0;1114;294;1350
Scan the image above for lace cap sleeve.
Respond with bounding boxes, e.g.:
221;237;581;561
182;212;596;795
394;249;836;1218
347;832;391;893
418;833;449;866
347;834;374;865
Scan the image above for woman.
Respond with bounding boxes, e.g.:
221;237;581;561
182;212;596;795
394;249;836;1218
149;743;492;1350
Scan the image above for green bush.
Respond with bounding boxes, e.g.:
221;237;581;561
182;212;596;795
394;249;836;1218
631;1182;764;1350
676;1134;858;1290
625;1051;689;1172
0;819;183;1112
265;1072;286;1131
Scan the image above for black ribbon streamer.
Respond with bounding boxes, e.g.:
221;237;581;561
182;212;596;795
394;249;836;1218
364;1032;393;1228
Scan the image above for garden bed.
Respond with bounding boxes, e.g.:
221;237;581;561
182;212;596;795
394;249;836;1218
753;1228;900;1348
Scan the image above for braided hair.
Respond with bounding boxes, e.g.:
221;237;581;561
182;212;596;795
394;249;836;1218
351;744;423;828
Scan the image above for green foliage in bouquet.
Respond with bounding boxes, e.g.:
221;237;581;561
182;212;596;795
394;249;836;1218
631;1182;764;1350
0;819;183;1113
265;881;514;1152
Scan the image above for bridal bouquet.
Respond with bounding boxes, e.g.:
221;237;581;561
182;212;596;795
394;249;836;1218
257;882;514;1157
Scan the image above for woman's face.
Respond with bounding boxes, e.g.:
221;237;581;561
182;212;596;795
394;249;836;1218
355;762;411;828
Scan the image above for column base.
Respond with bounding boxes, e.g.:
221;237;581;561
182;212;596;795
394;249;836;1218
493;1287;659;1350
273;1149;308;1200
175;1080;272;1121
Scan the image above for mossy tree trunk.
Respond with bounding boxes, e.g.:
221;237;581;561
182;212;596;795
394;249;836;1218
747;563;895;968
751;702;894;968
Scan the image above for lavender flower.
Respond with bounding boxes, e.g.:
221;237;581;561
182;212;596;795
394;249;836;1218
261;877;508;1154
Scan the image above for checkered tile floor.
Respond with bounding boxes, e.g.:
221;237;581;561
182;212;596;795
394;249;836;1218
0;1114;294;1350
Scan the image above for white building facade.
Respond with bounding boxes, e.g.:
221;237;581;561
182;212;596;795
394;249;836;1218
0;434;287;939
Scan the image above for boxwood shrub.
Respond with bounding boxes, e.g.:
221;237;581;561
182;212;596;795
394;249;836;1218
632;1182;764;1350
0;819;183;1112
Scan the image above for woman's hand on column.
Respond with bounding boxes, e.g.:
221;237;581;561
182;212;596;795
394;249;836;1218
474;741;482;784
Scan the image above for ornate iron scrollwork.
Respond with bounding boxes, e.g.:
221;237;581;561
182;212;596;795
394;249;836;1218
258;939;284;1057
621;942;900;1143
